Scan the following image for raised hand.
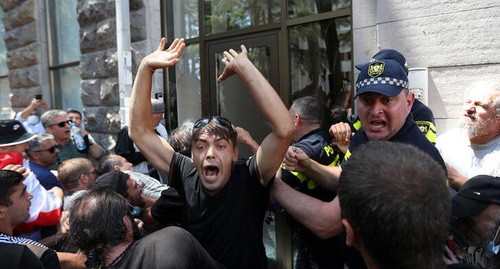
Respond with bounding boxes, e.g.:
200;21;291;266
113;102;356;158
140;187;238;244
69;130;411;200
218;45;248;81
142;38;186;71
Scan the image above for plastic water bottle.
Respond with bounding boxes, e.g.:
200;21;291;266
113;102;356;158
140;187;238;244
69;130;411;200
70;122;87;151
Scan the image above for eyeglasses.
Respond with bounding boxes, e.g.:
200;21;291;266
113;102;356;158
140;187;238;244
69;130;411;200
50;120;72;128
194;116;235;133
34;144;60;154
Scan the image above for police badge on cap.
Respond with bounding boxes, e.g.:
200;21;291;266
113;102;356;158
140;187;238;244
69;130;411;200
368;62;385;77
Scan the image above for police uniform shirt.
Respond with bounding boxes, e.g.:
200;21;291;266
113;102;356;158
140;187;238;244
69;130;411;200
347;114;446;174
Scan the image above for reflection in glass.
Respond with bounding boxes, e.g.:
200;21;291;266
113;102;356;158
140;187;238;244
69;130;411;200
52;66;83;110
288;0;351;19
0;77;14;120
204;0;280;35
214;44;277;261
173;0;199;39
48;0;80;65
288;17;352;118
175;43;201;126
0;8;7;76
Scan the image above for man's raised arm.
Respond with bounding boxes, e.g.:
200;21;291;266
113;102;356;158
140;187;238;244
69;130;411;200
218;45;293;185
129;38;185;176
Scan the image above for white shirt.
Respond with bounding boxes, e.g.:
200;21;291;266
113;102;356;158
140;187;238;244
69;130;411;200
436;129;500;178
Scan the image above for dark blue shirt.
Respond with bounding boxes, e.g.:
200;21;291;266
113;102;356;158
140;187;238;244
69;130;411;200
348;114;447;174
29;162;64;190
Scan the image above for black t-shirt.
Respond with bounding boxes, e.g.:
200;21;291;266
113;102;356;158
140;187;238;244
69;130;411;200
111;226;225;269
153;153;269;269
115;126;147;165
0;243;45;269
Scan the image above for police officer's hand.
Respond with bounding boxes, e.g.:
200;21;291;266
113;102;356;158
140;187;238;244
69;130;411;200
329;122;352;144
329;122;353;154
284;146;311;173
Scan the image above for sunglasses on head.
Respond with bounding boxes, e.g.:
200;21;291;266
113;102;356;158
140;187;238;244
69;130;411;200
194;116;235;133
50;120;72;128
34;144;60;154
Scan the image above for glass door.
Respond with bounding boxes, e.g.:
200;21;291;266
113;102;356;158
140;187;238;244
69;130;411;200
206;32;291;269
207;32;280;158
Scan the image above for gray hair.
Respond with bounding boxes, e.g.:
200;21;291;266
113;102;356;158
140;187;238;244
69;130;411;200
41;109;67;128
465;80;500;115
27;133;55;152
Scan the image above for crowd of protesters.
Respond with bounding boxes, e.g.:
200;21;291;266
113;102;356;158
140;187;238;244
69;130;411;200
0;37;498;269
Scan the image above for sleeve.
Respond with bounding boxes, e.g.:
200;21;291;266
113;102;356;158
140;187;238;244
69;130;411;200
0;244;45;269
19;246;45;269
39;248;61;269
21;243;61;269
13;172;62;235
115;126;147;165
152;153;188;226
15;111;27;122
411;100;437;144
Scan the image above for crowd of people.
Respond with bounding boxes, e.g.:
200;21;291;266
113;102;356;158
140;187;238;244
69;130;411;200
0;36;498;269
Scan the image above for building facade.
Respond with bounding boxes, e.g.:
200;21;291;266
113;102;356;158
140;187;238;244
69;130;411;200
0;0;499;266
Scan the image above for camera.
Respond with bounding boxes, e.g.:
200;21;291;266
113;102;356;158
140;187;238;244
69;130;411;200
35;94;42;100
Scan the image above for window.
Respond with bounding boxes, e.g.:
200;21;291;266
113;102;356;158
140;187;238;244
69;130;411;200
46;0;82;110
0;8;13;119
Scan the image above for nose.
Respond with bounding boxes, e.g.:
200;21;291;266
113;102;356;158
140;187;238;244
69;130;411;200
206;145;216;158
370;100;384;115
465;105;476;117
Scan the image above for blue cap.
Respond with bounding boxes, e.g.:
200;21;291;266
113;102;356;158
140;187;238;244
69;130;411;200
355;49;409;97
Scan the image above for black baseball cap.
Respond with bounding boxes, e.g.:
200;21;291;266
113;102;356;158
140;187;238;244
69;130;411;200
452;175;500;218
0;120;36;147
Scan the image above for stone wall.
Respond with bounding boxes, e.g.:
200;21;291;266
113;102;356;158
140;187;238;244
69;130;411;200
1;0;155;151
352;0;500;134
76;0;149;150
1;0;47;111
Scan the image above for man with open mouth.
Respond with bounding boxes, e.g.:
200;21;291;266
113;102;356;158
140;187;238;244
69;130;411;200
128;38;293;269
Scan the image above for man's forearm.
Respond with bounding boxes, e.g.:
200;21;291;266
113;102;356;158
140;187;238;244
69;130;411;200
303;159;341;191
270;177;343;239
129;64;156;139
231;55;293;183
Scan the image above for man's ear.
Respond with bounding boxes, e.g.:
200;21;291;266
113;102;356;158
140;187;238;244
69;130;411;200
342;218;356;247
79;173;88;186
406;90;415;111
113;164;122;171
0;206;6;219
293;114;300;126
233;146;239;162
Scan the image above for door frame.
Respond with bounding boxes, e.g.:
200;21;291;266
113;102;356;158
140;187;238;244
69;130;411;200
204;31;281;116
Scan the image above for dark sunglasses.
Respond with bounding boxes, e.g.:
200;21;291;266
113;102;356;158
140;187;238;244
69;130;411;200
194;116;235;134
50;120;72;128
35;144;60;154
